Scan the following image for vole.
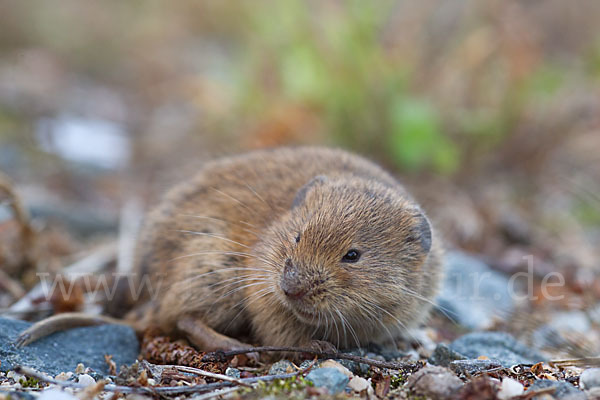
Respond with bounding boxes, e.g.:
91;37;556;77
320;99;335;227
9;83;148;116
17;147;443;352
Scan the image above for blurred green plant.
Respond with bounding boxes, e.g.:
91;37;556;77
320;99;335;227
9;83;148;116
235;0;463;174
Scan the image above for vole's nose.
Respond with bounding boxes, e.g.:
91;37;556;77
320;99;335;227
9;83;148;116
281;259;307;300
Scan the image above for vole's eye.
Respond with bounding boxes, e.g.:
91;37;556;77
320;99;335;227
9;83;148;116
295;234;301;243
341;249;361;263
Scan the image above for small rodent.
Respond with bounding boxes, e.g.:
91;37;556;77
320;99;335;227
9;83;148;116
18;147;443;352
134;147;443;350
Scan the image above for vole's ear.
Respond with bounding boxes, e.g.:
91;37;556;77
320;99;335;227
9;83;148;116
408;211;432;253
292;175;328;209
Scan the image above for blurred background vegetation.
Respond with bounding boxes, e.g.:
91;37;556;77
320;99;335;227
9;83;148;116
0;0;599;284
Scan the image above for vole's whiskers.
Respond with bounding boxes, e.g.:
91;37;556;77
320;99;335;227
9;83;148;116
210;187;255;213
178;214;260;236
169;250;279;270
345;313;362;349
182;276;272;307
222;285;276;332
334;307;349;348
399;285;458;324
243;183;280;213
330;309;340;348
357;302;397;350
179;267;274;285
362;298;421;346
175;230;250;249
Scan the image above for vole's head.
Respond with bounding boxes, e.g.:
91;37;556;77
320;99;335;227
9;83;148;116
256;175;434;345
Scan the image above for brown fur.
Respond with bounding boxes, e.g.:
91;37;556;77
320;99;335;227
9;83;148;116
132;147;443;350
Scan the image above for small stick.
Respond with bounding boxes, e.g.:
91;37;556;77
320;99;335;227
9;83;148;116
549;357;600;367
202;346;413;370
187;387;240;400
172;365;252;387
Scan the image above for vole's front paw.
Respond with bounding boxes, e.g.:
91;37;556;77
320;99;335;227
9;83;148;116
177;315;260;362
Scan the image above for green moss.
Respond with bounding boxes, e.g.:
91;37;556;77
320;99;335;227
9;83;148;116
390;373;407;388
19;376;40;388
240;376;314;398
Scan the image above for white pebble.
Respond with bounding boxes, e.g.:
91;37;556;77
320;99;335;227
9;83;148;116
7;370;23;381
580;368;600;390
497;377;524;399
348;376;370;392
319;360;353;378
54;372;73;381
77;374;96;386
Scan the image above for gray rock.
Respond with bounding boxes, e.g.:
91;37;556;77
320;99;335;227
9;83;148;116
428;343;467;367
268;360;294;375
225;367;240;379
580;368;600;390
449;359;502;375
436;251;514;330
548;311;591;333
449;331;545;367
0;317;139;376
334;358;359;374
528;380;585;399
406;366;463;399
298;359;320;370
306;367;349;395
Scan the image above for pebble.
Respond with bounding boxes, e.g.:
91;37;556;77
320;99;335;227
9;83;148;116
76;374;95;386
436;251;514;330
579;368;600;390
0;317;139;376
54;372;73;381
548;311;591;333
306;367;349;395
319;360;352;378
225;367;241;379
348;376;370;392
528;380;585;400
449;331;545;367
449;359;502;375
428;343;467;367
497;377;524;399
406;366;463;399
298;359;320;370
267;360;294;375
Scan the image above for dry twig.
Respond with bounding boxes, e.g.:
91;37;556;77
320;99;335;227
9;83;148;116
202;346;413;370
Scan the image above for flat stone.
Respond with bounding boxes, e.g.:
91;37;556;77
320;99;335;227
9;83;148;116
0;317;139;376
449;331;545;367
436;251;514;330
528;380;585;399
428;343;467;367
268;359;294;375
406;366;463;399
348;376;370;392
548;311;591;333
580;368;600;390
306;367;349;395
449;359;502;375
